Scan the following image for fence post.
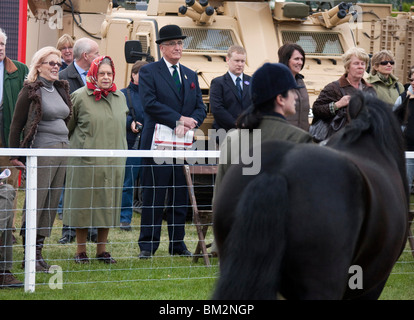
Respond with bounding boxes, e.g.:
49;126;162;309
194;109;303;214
24;155;37;293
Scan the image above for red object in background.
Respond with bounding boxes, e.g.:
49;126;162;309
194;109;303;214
18;0;27;63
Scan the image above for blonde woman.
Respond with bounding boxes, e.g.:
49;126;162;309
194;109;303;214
311;47;376;141
367;50;404;105
9;46;72;272
56;34;74;71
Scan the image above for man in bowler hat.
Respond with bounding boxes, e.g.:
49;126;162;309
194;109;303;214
137;24;207;258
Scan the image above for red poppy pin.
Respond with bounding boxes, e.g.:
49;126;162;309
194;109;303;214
190;82;195;90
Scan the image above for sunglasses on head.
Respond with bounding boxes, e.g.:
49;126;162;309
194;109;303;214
42;61;62;68
379;60;395;66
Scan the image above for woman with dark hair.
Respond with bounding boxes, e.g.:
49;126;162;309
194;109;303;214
216;63;313;191
63;56;128;264
278;43;310;131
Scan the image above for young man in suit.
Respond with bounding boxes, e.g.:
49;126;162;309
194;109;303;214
210;45;251;133
138;24;207;258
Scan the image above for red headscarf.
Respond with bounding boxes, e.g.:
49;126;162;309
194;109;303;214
86;56;117;101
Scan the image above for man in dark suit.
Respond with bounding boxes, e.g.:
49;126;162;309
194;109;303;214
138;25;207;258
210;45;251;133
59;37;100;94
58;37;100;244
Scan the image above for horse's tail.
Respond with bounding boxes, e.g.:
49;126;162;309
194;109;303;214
213;173;288;300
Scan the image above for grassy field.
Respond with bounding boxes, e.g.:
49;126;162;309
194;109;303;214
1;190;414;300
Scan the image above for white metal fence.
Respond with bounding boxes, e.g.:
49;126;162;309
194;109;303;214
1;148;414;294
0;148;219;293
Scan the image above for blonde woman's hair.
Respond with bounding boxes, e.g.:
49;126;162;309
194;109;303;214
27;46;61;83
56;34;74;51
370;50;395;76
342;47;369;73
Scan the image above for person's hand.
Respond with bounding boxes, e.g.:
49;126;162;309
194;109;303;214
131;121;143;133
179;116;197;129
10;159;25;171
175;123;191;138
335;95;351;109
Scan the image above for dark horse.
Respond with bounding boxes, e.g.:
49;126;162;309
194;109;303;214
212;92;409;300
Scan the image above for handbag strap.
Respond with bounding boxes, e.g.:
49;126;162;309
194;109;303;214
126;88;136;121
395;82;401;96
335;80;346;97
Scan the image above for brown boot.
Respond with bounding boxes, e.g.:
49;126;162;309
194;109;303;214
35;236;51;272
0;271;23;289
21;236;51;273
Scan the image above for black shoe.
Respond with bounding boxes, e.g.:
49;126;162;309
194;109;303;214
172;249;193;257
96;252;117;264
59;235;75;244
138;251;152;259
120;223;132;232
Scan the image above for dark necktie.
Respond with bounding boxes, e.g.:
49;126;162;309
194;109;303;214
236;77;242;99
172;65;181;92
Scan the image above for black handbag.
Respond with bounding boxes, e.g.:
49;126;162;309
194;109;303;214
310;81;348;142
310;108;347;142
309;118;330;142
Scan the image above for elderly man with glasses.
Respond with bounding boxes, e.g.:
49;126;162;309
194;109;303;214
137;24;206;259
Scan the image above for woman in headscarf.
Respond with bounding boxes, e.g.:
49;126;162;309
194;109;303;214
63;56;128;264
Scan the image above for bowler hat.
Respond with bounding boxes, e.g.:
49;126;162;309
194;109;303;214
156;25;187;44
250;63;303;105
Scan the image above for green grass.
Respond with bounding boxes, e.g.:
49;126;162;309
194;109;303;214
2;190;414;300
0;190;219;300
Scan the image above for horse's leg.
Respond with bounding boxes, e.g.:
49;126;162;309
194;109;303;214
345;279;387;300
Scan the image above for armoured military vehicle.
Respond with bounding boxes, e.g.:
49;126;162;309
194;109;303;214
26;0;412;131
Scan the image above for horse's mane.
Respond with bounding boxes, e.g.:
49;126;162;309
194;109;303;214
328;92;405;163
327;92;408;198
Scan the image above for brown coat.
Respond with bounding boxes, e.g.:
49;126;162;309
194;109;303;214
312;74;376;121
9;79;72;152
286;74;310;131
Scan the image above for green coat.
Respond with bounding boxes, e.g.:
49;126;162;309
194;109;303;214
2;57;28;147
214;115;313;196
366;73;404;106
63;87;128;228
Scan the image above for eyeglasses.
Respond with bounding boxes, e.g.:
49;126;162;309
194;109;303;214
379;60;395;66
162;41;184;47
60;46;73;51
42;61;62;68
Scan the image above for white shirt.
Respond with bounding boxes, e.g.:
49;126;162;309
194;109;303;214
74;61;88;85
228;71;243;89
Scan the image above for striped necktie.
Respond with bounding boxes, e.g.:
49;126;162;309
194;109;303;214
172;65;181;92
236;77;242;99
